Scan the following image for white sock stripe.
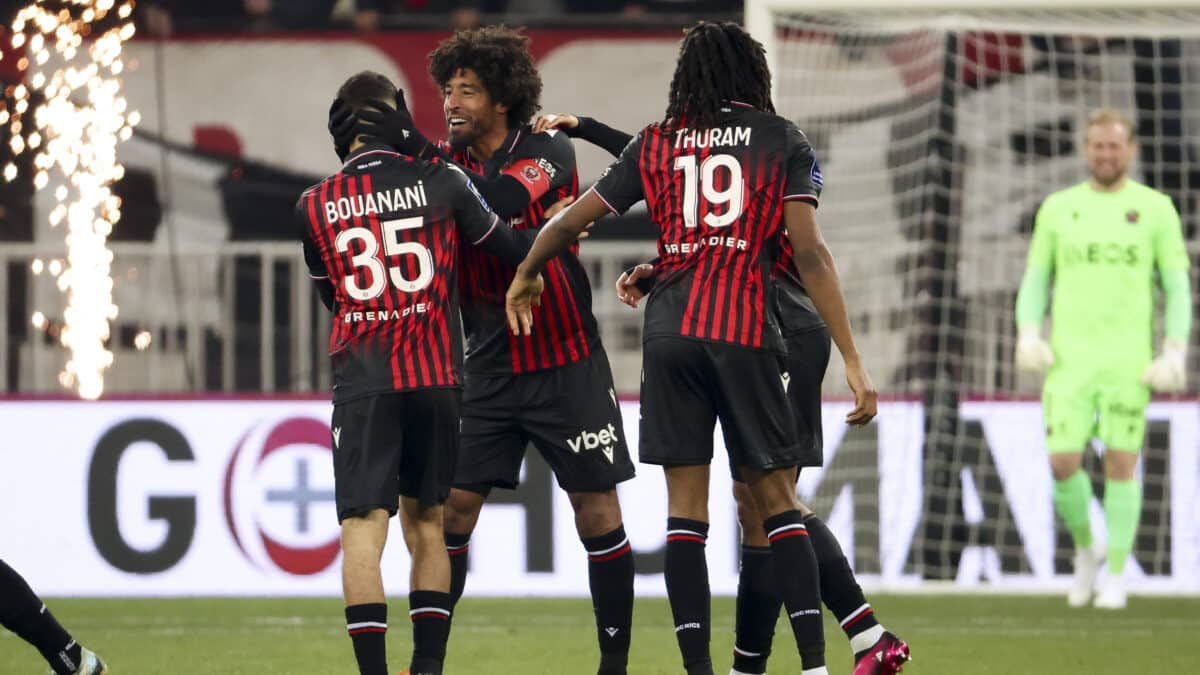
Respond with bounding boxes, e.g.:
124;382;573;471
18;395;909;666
409;607;452;617
346;621;387;630
587;537;630;555
732;645;763;657
767;523;807;538
446;543;469;551
666;529;706;538
839;603;871;627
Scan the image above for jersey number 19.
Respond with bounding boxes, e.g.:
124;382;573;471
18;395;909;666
674;153;745;228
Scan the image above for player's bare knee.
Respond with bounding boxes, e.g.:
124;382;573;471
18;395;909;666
340;509;390;560
443;487;487;536
1104;449;1138;480
732;481;767;543
745;469;801;518
1050;453;1083;481
568;490;623;537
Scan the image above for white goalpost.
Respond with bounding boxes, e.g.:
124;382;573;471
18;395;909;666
745;0;1200;594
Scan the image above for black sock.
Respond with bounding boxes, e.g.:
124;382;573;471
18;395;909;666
763;510;825;670
345;603;388;675
665;517;713;675
583;525;634;675
445;532;470;608
0;559;82;675
409;590;452;675
732;545;781;675
804;514;881;654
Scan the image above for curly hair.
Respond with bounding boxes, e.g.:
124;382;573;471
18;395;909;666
664;21;774;130
428;25;542;129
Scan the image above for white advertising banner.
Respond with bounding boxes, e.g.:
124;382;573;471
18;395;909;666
0;399;1195;596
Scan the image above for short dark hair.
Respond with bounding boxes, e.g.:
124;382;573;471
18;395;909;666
428;25;542;129
336;70;397;114
665;22;775;130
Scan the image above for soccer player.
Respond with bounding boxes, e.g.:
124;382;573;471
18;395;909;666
1015;108;1192;610
330;27;637;675
506;21;878;675
0;559;106;674
299;71;533;675
535;110;911;675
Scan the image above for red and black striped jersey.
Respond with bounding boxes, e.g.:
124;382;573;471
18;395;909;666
450;126;600;375
772;235;825;335
297;143;528;402
593;103;823;351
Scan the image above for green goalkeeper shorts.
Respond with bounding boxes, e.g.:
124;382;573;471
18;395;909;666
1042;368;1150;453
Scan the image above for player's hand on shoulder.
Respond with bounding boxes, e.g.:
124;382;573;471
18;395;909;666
844;359;877;426
1015;326;1055;373
1142;337;1187;392
505;272;545;337
616;264;653;308
533;113;580;134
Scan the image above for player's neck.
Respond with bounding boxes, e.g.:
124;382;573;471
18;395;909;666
1088;174;1127;193
468;124;511;162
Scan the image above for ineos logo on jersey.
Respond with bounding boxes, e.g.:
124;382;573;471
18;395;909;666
535;157;557;180
223;417;340;576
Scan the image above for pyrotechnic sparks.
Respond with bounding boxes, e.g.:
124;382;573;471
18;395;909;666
6;0;138;400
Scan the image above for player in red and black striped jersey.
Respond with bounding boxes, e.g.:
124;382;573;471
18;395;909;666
542;108;911;674
330;27;636;675
300;71;533;675
506;22;882;675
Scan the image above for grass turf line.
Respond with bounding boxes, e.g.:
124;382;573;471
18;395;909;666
1;595;1196;674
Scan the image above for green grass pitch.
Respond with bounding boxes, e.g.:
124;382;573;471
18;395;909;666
2;595;1196;674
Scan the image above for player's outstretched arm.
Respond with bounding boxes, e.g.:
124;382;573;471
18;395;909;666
507;190;610;335
783;200;877;425
535;113;633;159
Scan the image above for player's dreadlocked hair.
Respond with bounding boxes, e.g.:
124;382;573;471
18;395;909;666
664;21;775;130
428;25;542;129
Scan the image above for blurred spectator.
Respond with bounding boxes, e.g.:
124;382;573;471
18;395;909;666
354;0;508;31
244;0;339;29
563;0;738;14
138;1;245;36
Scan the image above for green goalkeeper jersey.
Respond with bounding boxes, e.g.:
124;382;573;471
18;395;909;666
1025;180;1190;370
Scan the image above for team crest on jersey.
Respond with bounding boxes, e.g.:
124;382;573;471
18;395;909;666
810;160;824;189
522;165;541;184
1126;209;1140;225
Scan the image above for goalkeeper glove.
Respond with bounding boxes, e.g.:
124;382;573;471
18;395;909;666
1141;337;1187;392
1015;325;1055;373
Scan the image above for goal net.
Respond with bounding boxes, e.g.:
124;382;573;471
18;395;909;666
751;3;1200;592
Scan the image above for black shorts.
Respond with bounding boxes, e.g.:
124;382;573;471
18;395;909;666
783;326;831;469
330;389;461;521
456;348;635;493
640;336;801;473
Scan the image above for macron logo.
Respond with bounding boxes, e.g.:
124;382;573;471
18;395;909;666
781;371;791;393
567;423;619;464
332;427;342;449
605;627;619;637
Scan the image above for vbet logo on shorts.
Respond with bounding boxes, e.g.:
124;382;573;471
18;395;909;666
567;423;619;464
223;416;341;576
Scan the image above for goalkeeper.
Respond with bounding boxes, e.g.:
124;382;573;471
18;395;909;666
1015;109;1192;610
